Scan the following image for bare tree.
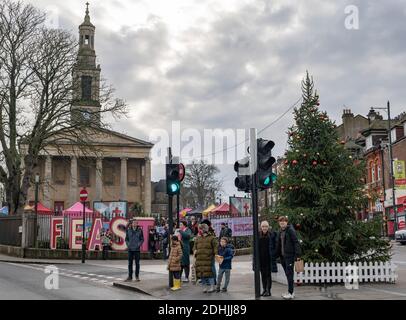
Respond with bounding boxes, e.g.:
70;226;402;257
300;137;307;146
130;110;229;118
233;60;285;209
0;1;127;214
182;160;222;208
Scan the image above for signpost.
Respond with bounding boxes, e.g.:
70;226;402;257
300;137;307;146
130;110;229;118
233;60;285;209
80;188;88;263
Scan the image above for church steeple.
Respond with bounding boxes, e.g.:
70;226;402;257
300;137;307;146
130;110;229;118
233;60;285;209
71;2;101;125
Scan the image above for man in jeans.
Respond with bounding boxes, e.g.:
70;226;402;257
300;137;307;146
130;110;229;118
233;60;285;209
275;216;301;300
125;219;144;281
216;237;233;292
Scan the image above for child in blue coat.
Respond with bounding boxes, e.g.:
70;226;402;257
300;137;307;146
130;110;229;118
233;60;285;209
216;237;234;292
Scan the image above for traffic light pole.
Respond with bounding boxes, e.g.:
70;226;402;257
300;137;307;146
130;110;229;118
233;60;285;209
167;147;174;288
249;128;261;300
176;194;180;228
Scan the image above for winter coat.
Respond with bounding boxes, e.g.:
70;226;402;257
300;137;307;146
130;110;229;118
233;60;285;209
218;245;234;270
252;231;278;273
168;241;183;272
194;233;218;278
161;229;169;246
179;227;192;266
275;224;301;259
125;227;144;251
219;227;232;240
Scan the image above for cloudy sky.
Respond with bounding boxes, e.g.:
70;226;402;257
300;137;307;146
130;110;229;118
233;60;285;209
25;0;406;199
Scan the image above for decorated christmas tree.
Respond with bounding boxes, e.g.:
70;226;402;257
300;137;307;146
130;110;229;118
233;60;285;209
274;72;390;263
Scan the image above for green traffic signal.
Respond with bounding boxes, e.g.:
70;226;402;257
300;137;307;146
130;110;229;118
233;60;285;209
170;182;180;193
166;163;181;195
263;176;271;186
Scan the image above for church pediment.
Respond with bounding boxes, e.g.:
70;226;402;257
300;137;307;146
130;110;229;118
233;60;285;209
92;128;153;147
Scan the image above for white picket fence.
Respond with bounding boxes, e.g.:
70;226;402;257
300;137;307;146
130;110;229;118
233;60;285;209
273;261;397;285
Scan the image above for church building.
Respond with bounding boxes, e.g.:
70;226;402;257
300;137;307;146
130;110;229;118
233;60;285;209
24;4;153;214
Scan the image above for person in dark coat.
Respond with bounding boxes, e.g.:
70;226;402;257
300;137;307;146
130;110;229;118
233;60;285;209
148;228;158;259
219;222;232;241
201;219;218;285
275;216;301;300
179;220;192;282
258;220;277;297
161;224;169;260
125;219;144;281
194;223;218;293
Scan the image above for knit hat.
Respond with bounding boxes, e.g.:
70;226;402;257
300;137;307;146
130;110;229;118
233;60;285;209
199;223;209;233
201;219;211;227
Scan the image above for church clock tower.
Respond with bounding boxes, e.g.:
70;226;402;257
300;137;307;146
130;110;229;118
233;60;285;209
71;3;101;124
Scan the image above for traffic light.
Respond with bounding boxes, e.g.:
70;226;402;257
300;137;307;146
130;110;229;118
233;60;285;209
234;157;251;192
256;138;276;190
166;163;180;195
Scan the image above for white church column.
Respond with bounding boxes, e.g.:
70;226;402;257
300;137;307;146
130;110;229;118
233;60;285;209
95;157;103;201
69;156;78;206
120;157;127;200
143;157;151;215
43;156;52;209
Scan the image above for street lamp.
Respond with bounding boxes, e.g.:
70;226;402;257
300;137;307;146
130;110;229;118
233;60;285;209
34;174;39;248
374;101;397;234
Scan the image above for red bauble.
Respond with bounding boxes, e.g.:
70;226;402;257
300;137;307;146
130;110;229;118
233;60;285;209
295;223;301;230
295;186;300;190
292;160;298;165
312;160;317;166
340;140;346;145
316;102;320;106
284;160;289;165
281;186;285;191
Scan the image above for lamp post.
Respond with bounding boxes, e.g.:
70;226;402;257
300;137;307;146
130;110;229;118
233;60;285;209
34;174;39;248
375;101;397;233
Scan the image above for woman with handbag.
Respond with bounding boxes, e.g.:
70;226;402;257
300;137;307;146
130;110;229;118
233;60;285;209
275;216;302;300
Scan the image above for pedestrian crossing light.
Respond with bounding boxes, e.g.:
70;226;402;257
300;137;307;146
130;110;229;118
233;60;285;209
166;163;181;195
257;139;276;190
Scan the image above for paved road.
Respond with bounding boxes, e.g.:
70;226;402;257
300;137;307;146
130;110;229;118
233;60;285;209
2;241;406;300
0;261;155;300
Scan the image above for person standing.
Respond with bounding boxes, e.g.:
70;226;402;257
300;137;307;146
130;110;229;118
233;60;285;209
101;228;112;260
276;216;301;299
125;219;144;281
220;222;232;240
148;228;158;259
194;223;218;293
168;235;183;291
161;224;169;260
179;220;192;282
258;221;277;297
216;237;234;292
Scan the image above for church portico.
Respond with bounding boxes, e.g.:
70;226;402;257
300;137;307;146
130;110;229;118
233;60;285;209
24;4;153;214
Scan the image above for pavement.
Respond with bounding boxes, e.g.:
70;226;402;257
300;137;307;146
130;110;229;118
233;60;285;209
2;241;406;300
